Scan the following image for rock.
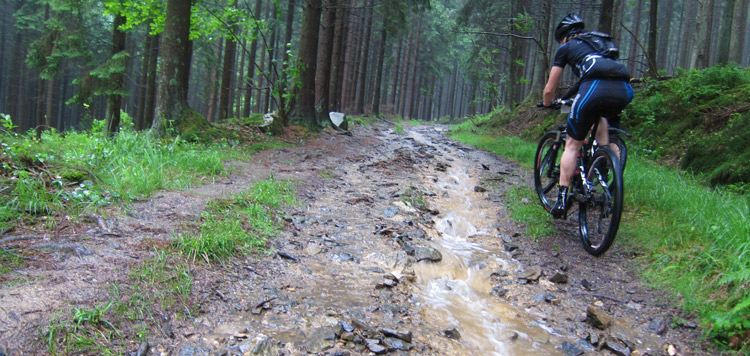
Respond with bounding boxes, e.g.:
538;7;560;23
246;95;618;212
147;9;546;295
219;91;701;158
341;321;354;333
603;338;631;356
576;339;596;352
249;335;276;355
549;272;569;284
473;186;487;192
560;341;584;356
443;328;461;340
303;326;337;353
502;243;519;252
587;305;612;330
351;319;380;339
648;315;670;335
491;286;508;297
136;341;150;356
415;246;442;262
375;279;398;289
276;251;298;262
366;342;387;354
383;206;399;218
384;337;412;351
518;266;542;281
379;328;412;343
304;244;323;255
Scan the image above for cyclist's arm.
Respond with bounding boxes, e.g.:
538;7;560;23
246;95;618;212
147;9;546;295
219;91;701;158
543;66;564;106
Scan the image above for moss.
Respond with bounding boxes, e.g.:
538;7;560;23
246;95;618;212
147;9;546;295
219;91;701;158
58;168;89;183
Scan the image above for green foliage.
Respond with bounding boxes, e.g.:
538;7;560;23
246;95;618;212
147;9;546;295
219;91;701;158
175;177;297;263
0;248;24;275
44;300;119;356
626;65;750;189
504;186;554;239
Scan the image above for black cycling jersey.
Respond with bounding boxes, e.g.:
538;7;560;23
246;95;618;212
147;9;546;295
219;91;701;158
553;37;630;82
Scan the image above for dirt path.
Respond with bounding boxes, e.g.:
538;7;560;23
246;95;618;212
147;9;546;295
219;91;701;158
0;122;712;355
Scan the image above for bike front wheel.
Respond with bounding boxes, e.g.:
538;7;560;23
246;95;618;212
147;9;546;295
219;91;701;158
533;132;562;212
578;147;623;256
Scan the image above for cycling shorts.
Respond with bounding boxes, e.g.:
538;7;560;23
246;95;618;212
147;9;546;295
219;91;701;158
567;79;634;141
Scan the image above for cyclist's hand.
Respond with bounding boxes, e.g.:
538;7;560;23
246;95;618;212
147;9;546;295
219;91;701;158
537;99;562;109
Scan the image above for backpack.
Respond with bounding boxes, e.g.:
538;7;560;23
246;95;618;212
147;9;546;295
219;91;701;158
576;31;620;59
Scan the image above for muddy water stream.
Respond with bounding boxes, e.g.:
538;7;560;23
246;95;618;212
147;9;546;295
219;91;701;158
407;128;563;355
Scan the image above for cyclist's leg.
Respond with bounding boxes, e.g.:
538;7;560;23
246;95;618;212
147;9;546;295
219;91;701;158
559;136;582;187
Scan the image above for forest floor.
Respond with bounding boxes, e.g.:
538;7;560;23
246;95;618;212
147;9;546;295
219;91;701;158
0;121;717;355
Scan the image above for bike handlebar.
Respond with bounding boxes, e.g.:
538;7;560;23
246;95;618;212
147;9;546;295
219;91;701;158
536;98;572;110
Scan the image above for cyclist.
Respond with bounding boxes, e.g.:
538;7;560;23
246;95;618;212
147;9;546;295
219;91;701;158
539;13;633;218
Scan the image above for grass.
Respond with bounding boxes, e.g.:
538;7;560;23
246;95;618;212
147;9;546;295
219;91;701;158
0;114;302;354
175;176;297;263
449;118;750;349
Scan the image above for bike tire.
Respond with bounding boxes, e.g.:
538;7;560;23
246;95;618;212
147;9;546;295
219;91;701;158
578;146;623;256
533;132;561;212
609;135;628;172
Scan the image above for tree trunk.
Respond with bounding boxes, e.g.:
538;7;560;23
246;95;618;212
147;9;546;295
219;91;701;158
235;37;246;119
7;32;23;129
372;21;387;115
243;0;263;117
315;0;336;116
599;0;615;33
646;0;658;77
219;19;239;121
731;0;749;64
699;0;716;68
136;31;153;131
716;0;737;64
328;0;345;111
627;0;644;76
206;40;222;123
144;34;160;129
279;0;296;124
152;0;203;135
294;0;322;125
389;38;403;111
355;5;373;114
656;0;673;71
106;12;127;135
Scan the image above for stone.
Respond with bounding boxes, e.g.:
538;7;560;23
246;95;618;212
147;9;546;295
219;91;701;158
560;341;584;356
379;328;413;343
587;305;612;330
415;246;442;262
443;328;461;340
549;272;569;284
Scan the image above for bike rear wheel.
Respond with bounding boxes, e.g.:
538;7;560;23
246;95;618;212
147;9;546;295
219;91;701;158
609;135;628;172
533;132;562;212
578;147;623;256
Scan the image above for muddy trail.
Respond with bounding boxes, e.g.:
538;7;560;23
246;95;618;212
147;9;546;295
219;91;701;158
0;122;712;355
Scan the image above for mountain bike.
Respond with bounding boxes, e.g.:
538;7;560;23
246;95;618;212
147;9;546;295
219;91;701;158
533;100;624;256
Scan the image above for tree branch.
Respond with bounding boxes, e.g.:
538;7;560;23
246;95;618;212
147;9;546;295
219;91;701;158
619;22;659;78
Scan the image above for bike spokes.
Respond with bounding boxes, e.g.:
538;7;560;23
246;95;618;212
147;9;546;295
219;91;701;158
578;147;623;256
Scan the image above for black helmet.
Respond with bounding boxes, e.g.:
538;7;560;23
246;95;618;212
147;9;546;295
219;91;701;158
555;13;585;42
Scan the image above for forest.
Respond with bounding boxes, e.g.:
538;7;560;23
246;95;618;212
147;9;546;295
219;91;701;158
1;0;749;136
